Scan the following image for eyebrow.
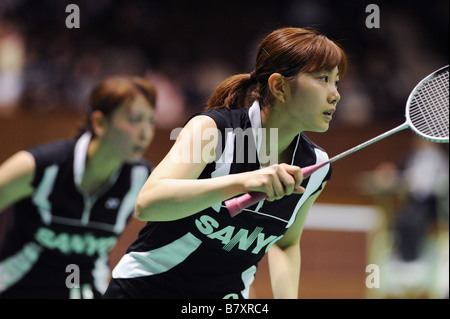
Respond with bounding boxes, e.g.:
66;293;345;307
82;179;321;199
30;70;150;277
311;67;339;74
312;70;340;79
325;69;340;76
327;69;340;78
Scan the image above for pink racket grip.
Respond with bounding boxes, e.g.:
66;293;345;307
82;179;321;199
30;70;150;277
225;161;329;217
300;161;328;178
225;192;267;217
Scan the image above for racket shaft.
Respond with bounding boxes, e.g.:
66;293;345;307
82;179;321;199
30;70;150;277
328;122;409;163
225;123;409;217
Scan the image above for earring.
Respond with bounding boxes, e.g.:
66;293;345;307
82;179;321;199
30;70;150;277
281;98;285;103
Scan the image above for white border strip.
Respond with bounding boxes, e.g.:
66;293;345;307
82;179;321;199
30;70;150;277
305;203;381;232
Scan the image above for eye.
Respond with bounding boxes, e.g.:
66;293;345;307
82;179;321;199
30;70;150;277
128;115;142;124
318;75;329;83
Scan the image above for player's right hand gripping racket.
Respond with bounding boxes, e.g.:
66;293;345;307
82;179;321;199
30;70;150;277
225;65;449;217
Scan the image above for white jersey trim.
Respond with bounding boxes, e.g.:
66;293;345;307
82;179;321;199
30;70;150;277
112;232;202;279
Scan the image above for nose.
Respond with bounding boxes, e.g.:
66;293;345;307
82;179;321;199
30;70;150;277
328;87;340;105
139;121;154;143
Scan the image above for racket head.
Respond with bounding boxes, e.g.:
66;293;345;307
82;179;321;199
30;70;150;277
405;65;449;143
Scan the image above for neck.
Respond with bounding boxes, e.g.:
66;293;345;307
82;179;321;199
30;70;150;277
81;139;123;194
260;106;300;165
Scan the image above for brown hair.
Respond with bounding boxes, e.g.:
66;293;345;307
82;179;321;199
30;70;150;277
206;27;348;110
77;75;157;137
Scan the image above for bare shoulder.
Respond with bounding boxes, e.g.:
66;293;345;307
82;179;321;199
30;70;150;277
183;115;218;132
0;150;36;211
0;150;36;177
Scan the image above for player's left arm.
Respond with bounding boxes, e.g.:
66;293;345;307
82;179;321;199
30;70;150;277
267;182;326;299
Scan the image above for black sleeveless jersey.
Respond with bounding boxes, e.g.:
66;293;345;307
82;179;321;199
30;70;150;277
0;132;152;298
106;101;331;299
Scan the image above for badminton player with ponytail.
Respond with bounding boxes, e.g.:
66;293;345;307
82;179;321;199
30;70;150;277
104;27;348;299
0;76;157;298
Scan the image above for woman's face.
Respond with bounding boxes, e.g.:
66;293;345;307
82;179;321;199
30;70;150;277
102;94;155;162
284;66;341;133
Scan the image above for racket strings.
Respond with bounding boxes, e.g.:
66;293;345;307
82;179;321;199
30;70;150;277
409;69;449;141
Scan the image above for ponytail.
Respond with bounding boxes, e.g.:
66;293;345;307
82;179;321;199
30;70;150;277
205;27;348;111
205;73;257;110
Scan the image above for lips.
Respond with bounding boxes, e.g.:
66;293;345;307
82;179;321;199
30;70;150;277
323;108;335;116
133;145;147;153
323;108;335;121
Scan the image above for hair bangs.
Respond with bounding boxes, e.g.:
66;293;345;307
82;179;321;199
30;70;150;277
302;36;348;77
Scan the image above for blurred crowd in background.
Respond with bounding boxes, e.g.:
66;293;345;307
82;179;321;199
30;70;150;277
0;0;448;128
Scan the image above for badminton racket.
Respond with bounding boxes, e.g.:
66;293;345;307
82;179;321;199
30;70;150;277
225;65;449;217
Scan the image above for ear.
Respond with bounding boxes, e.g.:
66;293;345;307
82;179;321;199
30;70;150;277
90;110;107;137
268;73;286;103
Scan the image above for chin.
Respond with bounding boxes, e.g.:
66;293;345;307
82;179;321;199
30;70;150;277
309;124;329;133
126;154;142;163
